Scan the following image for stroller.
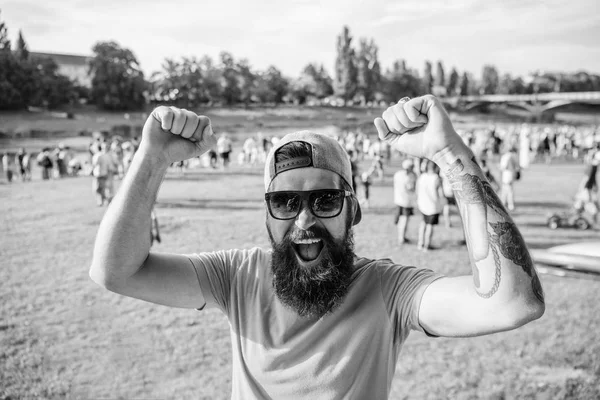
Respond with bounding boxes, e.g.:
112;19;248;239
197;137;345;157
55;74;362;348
546;190;597;230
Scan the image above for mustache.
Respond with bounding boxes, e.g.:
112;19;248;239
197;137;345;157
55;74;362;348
286;226;331;243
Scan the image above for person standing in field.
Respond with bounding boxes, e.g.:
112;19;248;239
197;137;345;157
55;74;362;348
110;139;125;178
217;133;233;168
575;151;599;224
393;158;417;245
90;96;544;399
15;148;27;181
21;149;32;181
91;143;117;206
37;148;53;180
2;152;13;183
499;147;520;211
416;160;444;251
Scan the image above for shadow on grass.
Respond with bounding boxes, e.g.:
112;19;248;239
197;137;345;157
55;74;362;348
522;221;553;228
515;200;567;208
527;232;600;249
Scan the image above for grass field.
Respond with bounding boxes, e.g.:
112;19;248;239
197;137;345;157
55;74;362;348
2;149;600;399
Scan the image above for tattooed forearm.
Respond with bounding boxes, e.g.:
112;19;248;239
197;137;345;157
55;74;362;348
489;222;545;303
443;157;544;303
446;159;507;217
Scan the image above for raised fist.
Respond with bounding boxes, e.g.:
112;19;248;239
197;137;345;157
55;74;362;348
374;95;466;161
139;106;216;165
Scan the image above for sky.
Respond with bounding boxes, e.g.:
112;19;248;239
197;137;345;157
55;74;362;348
2;0;599;79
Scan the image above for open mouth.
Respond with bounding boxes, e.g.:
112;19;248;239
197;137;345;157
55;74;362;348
292;238;324;262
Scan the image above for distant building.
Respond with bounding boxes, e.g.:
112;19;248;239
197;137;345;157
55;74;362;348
30;51;92;88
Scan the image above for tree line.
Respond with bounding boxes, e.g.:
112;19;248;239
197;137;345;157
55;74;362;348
1;12;600;111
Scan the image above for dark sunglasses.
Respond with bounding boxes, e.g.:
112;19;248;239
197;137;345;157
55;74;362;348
265;189;352;220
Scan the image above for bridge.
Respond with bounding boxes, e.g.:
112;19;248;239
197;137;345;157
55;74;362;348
440;91;600;120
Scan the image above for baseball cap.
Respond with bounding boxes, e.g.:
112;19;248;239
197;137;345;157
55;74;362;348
264;130;362;225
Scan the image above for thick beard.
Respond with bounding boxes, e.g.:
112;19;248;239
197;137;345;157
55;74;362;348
268;222;355;319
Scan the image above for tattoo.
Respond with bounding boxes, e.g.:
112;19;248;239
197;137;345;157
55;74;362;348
446;161;506;217
477;238;501;298
445;158;544;303
489;222;545;303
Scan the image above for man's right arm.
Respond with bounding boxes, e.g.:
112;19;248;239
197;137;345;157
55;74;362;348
89;107;216;308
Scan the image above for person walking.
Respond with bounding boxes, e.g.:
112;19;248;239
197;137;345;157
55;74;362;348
416;160;444;251
15;148;28;181
2;152;13;183
393;158;417;244
90;98;544;399
91;143;118;206
499;147;520;211
217;133;233;168
37;148;53;180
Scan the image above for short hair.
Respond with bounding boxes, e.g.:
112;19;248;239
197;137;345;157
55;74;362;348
274;141;311;164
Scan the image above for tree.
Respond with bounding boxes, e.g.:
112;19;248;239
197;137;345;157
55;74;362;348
150;57;205;107
0;11;20;108
0;53;25;108
497;73;512;94
237;58;256;105
220;51;241;105
89;41;146;110
481;64;500;94
423;61;433;93
197;55;223;104
27;56;76;108
257;66;288;104
0;13;75;110
291;63;334;103
15;30;29;61
0;10;10;51
446;67;459;96
334;26;357;104
382;60;422;102
459;72;469;96
355;38;381;104
434;61;445;91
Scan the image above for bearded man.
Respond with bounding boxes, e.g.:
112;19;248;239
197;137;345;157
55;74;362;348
90;95;545;399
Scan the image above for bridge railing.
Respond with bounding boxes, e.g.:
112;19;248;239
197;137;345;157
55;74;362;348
444;91;600;103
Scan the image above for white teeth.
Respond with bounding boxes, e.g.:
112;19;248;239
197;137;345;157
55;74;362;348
293;238;322;244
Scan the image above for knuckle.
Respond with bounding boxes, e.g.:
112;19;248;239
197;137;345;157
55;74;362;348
153;105;168;115
198;115;211;126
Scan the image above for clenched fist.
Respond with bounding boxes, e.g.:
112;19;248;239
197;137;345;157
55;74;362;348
373;95;466;161
138;106;217;165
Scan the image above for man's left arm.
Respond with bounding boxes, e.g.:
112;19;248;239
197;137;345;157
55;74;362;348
374;95;545;338
417;145;545;337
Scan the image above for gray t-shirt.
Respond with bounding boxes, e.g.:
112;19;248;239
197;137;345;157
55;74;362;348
189;247;442;399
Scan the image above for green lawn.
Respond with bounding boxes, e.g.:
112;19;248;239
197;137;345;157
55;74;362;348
1;153;599;399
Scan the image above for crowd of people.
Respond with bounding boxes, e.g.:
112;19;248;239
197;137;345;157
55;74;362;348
328;122;600;250
1;144;78;183
2;121;599;230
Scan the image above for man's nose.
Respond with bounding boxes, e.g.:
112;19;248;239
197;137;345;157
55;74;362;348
295;203;316;230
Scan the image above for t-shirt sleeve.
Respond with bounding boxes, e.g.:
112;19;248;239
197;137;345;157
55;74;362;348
187;248;249;314
378;262;444;340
